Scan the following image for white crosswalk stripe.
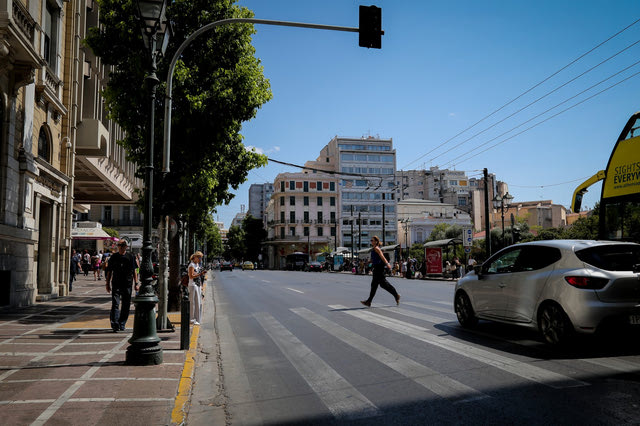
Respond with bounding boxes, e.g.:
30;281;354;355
329;304;589;389
291;307;489;403
253;312;381;420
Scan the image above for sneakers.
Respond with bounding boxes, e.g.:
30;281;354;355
193;321;200;326
360;300;371;307
395;294;401;306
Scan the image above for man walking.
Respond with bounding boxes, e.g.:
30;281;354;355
105;240;139;332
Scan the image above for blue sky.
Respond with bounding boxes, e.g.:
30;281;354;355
214;0;640;228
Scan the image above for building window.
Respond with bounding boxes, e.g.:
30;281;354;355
289;211;295;223
303;227;309;237
290;196;295;206
43;1;60;71
330;182;335;191
37;127;50;161
330;196;335;206
303;211;309;223
280;197;285;206
304;181;309;192
102;206;112;224
280;227;285;239
330;227;336;237
330;211;336;223
317;181;322;191
317;211;323;223
458;198;467;206
303;196;309;206
289;181;295;190
318;227;324;237
289;227;296;236
280;211;285;223
317;197;323;206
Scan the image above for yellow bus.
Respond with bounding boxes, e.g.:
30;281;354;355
572;112;640;241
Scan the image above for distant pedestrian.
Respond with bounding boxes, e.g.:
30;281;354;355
92;252;102;281
82;250;91;276
361;236;400;307
105;240;139;332
188;251;206;325
69;249;81;292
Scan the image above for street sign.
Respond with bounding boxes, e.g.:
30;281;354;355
463;228;473;247
464;247;471;254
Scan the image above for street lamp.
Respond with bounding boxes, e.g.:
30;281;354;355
399;218;412;259
492;192;514;248
127;0;170;366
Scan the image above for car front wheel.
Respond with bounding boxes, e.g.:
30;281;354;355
454;291;478;328
538;303;573;345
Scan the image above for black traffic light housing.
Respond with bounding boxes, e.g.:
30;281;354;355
359;5;382;49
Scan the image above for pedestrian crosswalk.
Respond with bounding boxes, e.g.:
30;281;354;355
220;300;640;422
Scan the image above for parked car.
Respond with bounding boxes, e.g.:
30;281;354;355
242;261;254;270
220;261;233;271
454;240;640;345
305;261;323;272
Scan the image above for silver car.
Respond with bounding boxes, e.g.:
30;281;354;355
454;240;640;345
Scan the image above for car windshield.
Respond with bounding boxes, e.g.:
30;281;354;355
575;244;640;271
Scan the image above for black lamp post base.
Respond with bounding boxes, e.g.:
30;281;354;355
125;294;163;365
125;344;163;365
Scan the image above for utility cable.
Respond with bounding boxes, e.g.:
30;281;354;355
402;16;640;169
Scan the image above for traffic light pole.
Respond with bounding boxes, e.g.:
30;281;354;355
162;15;383;173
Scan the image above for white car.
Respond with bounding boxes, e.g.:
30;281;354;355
454;240;640;345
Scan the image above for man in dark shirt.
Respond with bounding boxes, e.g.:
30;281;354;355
105;240;139;332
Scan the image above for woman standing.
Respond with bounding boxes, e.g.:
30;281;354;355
361;236;400;307
188;251;206;325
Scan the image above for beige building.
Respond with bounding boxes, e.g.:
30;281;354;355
397;199;472;249
496;200;567;230
264;171;339;269
0;0;139;307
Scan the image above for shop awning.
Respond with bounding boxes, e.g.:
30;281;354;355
423;238;462;247
71;227;118;240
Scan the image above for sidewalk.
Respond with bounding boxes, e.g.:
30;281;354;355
0;273;200;425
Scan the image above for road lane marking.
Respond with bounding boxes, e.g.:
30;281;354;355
403;301;456;315
253;312;380;420
291;307;488;403
286;288;304;294
582;357;640;373
329;305;589;390
372;304;453;325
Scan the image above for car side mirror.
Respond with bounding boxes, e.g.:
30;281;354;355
474;264;483;278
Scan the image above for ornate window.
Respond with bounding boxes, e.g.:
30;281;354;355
38;126;50;161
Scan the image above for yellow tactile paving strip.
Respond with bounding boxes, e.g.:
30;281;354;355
59;313;184;329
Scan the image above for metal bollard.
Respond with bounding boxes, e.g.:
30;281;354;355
180;284;190;350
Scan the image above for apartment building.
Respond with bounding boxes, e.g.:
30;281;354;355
248;182;274;224
307;136;397;251
0;0;140;307
264;171;339;269
397;199;472;248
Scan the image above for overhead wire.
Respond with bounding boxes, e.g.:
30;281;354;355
401;16;640;170
441;67;640;168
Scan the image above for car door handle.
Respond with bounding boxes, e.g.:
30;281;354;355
498;283;506;288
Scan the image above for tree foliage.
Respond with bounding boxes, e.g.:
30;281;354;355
226;225;245;260
85;0;272;229
242;215;266;261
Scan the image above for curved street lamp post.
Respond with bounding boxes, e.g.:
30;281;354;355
126;0;170;366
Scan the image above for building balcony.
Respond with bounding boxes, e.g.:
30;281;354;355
74;119;141;204
0;0;40;67
35;66;67;119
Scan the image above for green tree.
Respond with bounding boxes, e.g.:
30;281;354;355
409;242;425;262
226;225;245;261
199;215;223;257
242;215;266;261
85;0;272;225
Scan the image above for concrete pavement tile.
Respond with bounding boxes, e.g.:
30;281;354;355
45;401;112;426
93;363;184;379
0;402;52;425
0;355;30;367
94;401;173;426
0;343;59;353
75;377;180;399
9;364;93;380
0;380;71;401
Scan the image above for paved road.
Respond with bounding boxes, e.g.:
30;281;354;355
188;269;640;425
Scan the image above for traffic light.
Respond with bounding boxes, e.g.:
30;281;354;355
359;5;382;49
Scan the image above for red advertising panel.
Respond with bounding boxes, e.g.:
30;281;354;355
425;247;443;274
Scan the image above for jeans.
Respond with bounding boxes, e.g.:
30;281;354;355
110;285;133;330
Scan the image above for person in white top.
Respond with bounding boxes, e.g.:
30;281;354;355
188;251;207;325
